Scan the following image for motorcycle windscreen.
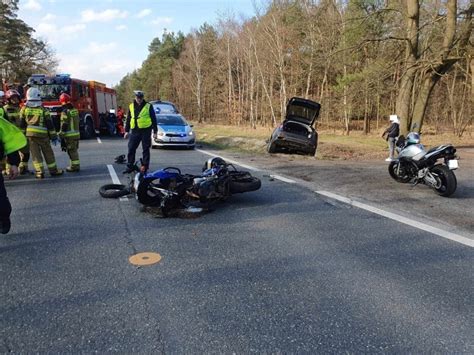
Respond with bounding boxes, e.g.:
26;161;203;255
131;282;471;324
285;97;321;126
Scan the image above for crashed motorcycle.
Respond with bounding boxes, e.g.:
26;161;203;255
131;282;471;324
388;132;459;197
135;157;261;216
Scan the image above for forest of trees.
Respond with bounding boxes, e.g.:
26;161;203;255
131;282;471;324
116;0;472;137
0;0;57;85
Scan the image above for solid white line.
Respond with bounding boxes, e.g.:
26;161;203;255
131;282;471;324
107;164;128;202
196;149;259;171
97;137;102;144
270;174;296;184
316;190;474;248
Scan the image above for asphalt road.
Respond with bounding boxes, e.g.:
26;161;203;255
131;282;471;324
1;136;473;353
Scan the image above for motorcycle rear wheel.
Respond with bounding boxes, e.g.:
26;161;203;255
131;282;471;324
431;165;457;197
229;172;261;193
388;161;411;183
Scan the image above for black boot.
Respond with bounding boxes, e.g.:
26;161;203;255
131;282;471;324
123;164;134;174
0;218;11;234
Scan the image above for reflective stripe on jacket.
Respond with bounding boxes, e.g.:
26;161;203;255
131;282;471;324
20;106;57;139
129;102;152;129
0;116;27;156
3;104;22;130
60;107;80;139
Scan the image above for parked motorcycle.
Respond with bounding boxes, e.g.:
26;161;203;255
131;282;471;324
388;132;459;197
135;157;261;216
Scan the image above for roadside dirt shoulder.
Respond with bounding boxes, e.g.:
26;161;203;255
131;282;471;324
215;147;474;239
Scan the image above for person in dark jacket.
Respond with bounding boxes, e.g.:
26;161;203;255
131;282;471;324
382;114;400;162
123;90;157;173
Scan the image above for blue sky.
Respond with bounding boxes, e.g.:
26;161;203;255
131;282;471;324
18;0;257;87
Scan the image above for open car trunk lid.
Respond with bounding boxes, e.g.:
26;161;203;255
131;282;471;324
285;97;321;126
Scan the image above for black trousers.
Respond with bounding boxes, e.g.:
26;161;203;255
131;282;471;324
127;128;152;168
0;173;12;222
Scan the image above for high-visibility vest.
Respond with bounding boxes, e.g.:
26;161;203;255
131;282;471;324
0;116;27;156
129;102;152;129
0;107;4;121
60;108;80;139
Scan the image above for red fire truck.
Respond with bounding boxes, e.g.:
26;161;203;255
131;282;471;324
26;74;117;138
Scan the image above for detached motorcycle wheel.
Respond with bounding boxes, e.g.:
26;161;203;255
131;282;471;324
99;184;130;198
388;161;411;183
431;165;457;197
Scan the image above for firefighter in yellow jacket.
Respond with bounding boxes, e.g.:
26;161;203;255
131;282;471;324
19;87;63;179
4;89;30;174
59;93;80;172
0;111;27;234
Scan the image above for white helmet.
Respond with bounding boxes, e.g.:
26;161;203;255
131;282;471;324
389;114;400;124
26;87;41;101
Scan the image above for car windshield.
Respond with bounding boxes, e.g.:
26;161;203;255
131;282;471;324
30;84;70;101
288;103;318;122
152;103;177;114
157;115;186;126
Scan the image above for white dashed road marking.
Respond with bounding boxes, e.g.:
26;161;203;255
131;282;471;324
316;190;474;248
107;164;128;202
270;175;296;184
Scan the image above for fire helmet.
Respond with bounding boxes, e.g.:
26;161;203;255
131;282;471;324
59;93;71;105
26;87;41;101
5;89;20;100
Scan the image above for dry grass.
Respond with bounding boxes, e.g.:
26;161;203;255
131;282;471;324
192;123;474;161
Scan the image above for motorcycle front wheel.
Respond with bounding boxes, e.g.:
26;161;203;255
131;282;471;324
388;161;411;183
431;165;457;197
136;178;164;206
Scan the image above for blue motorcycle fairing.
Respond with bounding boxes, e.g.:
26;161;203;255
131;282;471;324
143;169;181;180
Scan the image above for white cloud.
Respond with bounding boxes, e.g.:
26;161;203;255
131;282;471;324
85;41;118;55
34;22;86;44
23;0;42;11
151;17;173;26
135;9;152;18
41;13;56;21
115;24;127;31
80;9;128;23
62;24;86;34
59;50;139;86
36;23;57;37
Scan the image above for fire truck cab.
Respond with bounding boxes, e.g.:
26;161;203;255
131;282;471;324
27;74;117;139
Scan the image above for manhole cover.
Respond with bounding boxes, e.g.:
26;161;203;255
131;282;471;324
129;252;162;266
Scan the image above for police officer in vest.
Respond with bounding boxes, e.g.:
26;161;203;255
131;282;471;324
123;90;157;173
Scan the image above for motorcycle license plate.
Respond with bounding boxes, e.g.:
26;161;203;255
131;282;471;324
448;159;458;170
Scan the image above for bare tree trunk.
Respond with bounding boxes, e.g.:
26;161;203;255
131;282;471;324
396;0;419;135
248;28;277;125
190;35;203;123
226;37;234;125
